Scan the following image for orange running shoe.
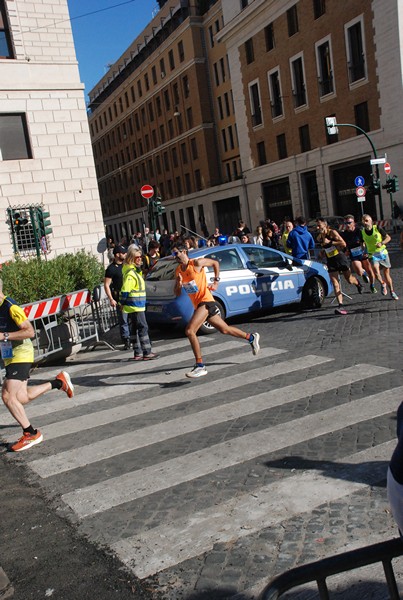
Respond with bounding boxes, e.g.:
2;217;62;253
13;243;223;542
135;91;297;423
11;430;43;452
56;371;74;398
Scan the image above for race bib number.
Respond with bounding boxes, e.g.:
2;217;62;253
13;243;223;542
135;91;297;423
372;251;387;262
325;245;339;258
350;246;363;258
0;341;13;360
183;280;199;294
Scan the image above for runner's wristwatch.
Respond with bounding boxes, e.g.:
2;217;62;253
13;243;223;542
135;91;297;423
210;277;220;282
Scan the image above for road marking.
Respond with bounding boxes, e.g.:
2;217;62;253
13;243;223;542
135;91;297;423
111;438;396;578
61;365;393;518
0;344;286;425
29;355;332;476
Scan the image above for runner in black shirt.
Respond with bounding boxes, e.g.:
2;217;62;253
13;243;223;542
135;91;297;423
104;245;131;349
340;214;375;290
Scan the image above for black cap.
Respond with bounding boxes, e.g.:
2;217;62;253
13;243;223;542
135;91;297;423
113;245;127;255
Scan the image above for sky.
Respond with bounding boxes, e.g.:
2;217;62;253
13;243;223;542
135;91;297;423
66;0;159;101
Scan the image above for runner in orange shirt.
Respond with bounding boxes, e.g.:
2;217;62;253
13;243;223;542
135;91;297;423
172;243;260;378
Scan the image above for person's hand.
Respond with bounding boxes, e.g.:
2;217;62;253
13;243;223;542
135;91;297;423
176;272;183;286
376;242;382;248
109;298;117;308
208;281;218;291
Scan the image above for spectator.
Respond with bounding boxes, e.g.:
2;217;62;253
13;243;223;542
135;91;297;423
240;233;250;244
387;401;403;535
233;219;251;237
286;216;315;260
253;225;264;245
392;201;401;233
281;220;294;255
143;240;160;276
104;244;130;349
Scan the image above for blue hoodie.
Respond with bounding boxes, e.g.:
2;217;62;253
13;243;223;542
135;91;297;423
286;225;315;259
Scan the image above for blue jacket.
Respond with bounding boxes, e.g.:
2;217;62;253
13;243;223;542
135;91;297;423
286;225;315;259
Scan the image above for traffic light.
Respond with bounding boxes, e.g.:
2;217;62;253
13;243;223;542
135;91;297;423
12;212;28;233
392;176;399;193
37;207;52;236
369;176;381;195
154;197;165;215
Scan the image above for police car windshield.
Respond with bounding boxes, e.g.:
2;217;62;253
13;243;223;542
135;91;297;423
146;258;177;281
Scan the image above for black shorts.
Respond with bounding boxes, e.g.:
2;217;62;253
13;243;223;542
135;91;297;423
197;301;221;319
5;363;32;381
327;252;350;273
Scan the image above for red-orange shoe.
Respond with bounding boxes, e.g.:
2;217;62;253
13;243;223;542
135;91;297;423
11;430;43;452
56;371;74;398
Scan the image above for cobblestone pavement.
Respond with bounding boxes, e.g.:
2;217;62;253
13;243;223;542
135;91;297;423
1;240;403;599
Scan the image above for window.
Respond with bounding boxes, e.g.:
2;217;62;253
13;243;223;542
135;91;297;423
316;38;334;96
160;58;166;77
176;176;182;196
156;96;162;117
137;80;142;97
186;107;193;129
7;206;42;254
159;124;166;144
217;97;224;120
185;172;192;194
172;146;178;168
265;23;275;51
214;63;220;86
168;49;175;71
228;126;235;150
0;114;32;160
291;55;307;107
245;38;254;64
345;16;366;83
354;101;370;133
299;124;311;152
181;142;188;164
257;141;267;166
151;65;157;85
190;137;198;160
178;40;185;62
168;119;174;138
241;0;248;8
207;249;243;271
195;169;202;191
144;73;150;91
163;151;170;171
268;69;283;118
173;82;180;105
313;0;326;19
221;129;228;152
220;58;226;82
277;133;287;160
224;92;231;117
243;246;286;269
249;81;262;127
208;26;214;48
164;89;171;110
167;179;173;197
0;3;13;58
148;102;154;122
287;5;299;37
182;75;190;98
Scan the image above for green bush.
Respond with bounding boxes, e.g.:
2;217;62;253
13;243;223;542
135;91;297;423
0;251;104;305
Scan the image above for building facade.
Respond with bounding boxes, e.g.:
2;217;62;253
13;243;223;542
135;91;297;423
0;0;105;263
89;0;403;240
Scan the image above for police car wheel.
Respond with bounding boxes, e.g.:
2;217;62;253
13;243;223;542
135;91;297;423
198;300;225;335
302;276;325;309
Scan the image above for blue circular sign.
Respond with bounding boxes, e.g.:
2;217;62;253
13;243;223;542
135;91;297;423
354;176;365;187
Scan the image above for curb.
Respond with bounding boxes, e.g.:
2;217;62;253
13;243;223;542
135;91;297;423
0;568;14;599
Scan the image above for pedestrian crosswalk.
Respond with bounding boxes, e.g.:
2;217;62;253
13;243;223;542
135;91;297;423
0;334;399;598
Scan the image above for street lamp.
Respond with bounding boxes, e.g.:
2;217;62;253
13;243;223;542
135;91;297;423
325;117;384;219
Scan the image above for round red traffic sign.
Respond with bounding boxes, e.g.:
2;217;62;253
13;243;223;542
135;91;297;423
384;162;391;175
356;186;366;197
140;184;154;199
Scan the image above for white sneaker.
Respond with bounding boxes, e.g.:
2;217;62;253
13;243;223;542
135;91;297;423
250;332;260;356
186;365;208;378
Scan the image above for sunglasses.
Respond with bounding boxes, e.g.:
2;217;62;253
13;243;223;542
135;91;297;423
344;220;354;224
172;251;181;257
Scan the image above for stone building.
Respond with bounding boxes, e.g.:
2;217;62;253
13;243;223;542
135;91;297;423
88;0;403;239
0;0;105;262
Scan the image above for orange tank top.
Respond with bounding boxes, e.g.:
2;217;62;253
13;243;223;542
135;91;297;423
176;259;214;308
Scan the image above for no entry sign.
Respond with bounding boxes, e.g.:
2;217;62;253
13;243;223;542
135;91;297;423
140;184;154;199
384;162;391;175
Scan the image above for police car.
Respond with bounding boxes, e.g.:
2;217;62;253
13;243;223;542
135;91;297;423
145;243;333;334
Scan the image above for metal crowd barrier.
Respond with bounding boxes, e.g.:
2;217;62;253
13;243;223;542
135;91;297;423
0;285;121;382
259;537;403;600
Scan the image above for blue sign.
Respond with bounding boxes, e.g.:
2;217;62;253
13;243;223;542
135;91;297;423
354;176;365;187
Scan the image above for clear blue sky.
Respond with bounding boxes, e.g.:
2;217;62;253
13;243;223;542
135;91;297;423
67;0;158;101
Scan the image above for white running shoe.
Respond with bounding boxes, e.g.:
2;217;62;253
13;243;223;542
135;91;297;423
186;365;208;378
250;332;260;356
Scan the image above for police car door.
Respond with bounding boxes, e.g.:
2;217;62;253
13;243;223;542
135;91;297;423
205;247;258;315
240;245;301;309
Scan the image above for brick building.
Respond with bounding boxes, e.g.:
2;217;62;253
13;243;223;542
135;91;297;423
0;0;105;262
89;0;403;240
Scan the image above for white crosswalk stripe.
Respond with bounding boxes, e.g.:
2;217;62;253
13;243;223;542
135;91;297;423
0;335;398;594
60;366;393;519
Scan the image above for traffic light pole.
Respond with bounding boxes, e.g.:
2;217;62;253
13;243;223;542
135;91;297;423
334;123;384;220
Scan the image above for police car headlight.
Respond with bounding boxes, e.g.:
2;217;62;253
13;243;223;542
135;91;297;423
323;265;329;271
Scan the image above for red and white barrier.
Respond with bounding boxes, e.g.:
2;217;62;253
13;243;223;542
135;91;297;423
23;289;91;321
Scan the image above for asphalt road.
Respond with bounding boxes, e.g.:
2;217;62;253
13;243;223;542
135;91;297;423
1;238;403;600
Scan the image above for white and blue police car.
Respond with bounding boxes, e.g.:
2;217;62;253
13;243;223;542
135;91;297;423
145;243;333;334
